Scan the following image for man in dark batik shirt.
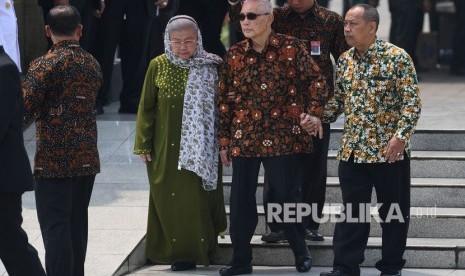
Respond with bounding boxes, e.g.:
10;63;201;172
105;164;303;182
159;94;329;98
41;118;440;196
228;0;349;243
218;0;329;275
22;5;102;276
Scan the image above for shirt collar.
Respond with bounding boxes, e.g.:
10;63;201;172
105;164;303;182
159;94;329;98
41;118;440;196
243;31;281;53
50;40;80;52
283;2;320;20
352;37;379;60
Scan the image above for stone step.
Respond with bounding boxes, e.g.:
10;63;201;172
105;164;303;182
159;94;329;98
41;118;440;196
329;129;465;151
222;177;465;208
127;265;465;275
216;236;465;269
223;205;465;239
115;235;465;275
222;151;465;178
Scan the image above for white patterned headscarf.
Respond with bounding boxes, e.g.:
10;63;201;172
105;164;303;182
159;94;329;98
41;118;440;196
164;15;223;191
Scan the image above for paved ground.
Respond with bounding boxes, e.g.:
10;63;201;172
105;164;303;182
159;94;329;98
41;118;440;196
1;1;464;275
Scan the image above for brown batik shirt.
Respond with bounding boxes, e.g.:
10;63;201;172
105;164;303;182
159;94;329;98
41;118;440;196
218;33;329;157
230;1;348;95
23;40;102;178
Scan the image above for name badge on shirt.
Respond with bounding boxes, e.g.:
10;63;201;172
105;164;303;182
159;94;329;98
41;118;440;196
311;41;321;56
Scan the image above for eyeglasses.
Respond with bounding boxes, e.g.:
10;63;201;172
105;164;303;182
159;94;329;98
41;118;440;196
238;12;270;21
170;39;197;48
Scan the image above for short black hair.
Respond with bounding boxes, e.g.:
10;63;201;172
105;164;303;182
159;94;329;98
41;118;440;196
46;5;81;36
351;4;379;30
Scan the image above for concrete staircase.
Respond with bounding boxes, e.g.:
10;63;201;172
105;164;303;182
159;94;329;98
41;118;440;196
219;128;465;269
114;128;465;275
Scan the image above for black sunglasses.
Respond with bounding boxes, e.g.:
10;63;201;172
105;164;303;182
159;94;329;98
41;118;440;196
238;12;270;21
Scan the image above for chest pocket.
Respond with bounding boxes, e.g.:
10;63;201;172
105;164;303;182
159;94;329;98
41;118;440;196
370;75;398;109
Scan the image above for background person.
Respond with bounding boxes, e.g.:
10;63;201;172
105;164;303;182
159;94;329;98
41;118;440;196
22;5;102;276
0;44;46;276
0;0;21;70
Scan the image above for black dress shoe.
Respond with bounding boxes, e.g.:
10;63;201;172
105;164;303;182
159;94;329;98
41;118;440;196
320;270;343;276
380;271;401;276
261;230;287;243
305;228;324;241
171;262;196;271
295;255;312;272
219;264;252;275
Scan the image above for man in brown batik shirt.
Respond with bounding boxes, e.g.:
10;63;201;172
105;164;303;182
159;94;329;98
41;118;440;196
218;1;328;275
229;0;349;243
22;5;102;276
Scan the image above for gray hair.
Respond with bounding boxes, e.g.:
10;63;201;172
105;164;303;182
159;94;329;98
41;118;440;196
351;4;379;31
166;15;199;37
243;0;273;14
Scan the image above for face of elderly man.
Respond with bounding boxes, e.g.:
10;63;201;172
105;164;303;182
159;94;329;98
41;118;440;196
287;0;315;15
343;6;377;51
239;0;273;41
169;27;198;60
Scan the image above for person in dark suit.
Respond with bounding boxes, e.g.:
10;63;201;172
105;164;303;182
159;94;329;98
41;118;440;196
93;0;157;114
176;0;228;57
37;0;105;50
0;45;46;276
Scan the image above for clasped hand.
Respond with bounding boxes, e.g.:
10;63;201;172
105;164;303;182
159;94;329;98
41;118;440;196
300;113;324;139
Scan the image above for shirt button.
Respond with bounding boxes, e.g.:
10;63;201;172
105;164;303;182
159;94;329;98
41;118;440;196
261;83;267;90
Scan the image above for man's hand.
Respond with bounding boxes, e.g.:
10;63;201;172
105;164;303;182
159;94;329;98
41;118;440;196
155;0;169;9
140;153;152;163
300;113;324;139
220;149;231;167
383;136;405;163
92;1;105;18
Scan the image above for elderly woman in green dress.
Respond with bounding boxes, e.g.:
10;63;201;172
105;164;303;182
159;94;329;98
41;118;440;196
134;15;227;271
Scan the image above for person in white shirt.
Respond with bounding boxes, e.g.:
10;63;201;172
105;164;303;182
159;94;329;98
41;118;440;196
0;0;21;71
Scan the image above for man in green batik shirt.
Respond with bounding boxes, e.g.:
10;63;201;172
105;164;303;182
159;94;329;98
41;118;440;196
302;4;421;276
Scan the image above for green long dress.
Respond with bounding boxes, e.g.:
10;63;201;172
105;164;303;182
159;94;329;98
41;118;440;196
134;54;227;265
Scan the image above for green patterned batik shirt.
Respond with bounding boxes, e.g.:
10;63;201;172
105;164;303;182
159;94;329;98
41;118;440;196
323;39;421;163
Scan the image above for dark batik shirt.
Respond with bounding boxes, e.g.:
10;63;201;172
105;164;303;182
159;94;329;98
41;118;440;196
218;33;329;157
23;40;102;178
230;2;348;96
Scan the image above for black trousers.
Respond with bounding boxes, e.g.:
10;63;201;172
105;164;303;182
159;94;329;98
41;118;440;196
451;0;465;71
302;123;330;230
94;0;152;108
39;1;97;51
264;124;330;232
0;192;46;276
388;0;420;64
148;0;178;59
177;0;228;57
230;155;309;266
332;155;410;276
35;175;95;276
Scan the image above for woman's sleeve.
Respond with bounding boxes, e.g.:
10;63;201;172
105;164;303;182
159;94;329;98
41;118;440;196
134;59;159;154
